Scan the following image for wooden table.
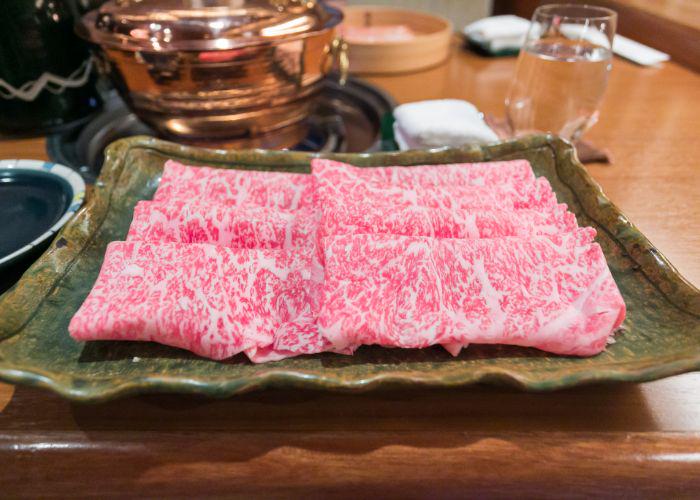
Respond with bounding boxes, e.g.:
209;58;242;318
1;42;700;497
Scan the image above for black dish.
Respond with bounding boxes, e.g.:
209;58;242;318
0;169;71;259
0;167;77;293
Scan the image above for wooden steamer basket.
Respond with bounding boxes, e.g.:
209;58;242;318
341;6;453;75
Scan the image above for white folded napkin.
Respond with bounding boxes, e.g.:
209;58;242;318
463;15;671;66
464;15;530;42
612;36;670;66
464;15;530;52
393;99;499;150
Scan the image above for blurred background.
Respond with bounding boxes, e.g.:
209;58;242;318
346;0;698;70
343;0;492;29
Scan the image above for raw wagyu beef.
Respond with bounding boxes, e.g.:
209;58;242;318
71;156;626;363
70;161;336;363
312;159;557;211
320;202;578;240
124;199;332;362
313;158;576;241
313;158;538;189
155;160;315;210
127;200;320;261
318;230;625;356
69;242;322;360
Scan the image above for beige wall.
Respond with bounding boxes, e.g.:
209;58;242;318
346;0;493;29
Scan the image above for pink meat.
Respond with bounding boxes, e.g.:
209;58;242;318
312;159;555;211
69;242;322;361
312;158;537;188
245;326;354;363
125;200;342;362
127;200;319;256
154;160;315;210
320;201;579;240
318;230;625;357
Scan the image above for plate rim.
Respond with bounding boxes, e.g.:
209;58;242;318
0;351;698;402
0;159;86;267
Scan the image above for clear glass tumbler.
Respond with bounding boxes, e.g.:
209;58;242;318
505;4;617;141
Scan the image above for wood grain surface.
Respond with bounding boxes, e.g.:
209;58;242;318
2;376;700;497
1;38;699;497
3;430;700;498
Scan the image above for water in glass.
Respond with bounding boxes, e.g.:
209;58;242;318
506;4;616;141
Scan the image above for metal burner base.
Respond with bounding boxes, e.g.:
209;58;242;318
47;77;395;183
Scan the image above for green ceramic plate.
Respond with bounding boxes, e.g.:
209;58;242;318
0;135;698;401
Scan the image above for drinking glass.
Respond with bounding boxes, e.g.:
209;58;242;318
505;4;617;141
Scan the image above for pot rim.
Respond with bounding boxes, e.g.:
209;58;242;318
76;4;343;53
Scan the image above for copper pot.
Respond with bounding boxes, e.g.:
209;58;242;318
78;0;346;141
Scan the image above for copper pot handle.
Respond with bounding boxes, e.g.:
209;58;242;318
323;37;349;85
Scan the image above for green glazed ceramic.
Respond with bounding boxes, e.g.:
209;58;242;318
0;135;698;401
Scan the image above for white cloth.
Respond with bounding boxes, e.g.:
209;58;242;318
464;15;530;51
464;15;530;40
612;36;670;66
463;15;670;66
393;99;499;150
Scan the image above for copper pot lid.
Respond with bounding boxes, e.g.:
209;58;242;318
78;0;342;51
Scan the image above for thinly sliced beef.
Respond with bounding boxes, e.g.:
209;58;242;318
320;202;579;240
312;159;537;188
245;326;354;363
155;160;315;210
127;200;320;255
125;200;335;362
318;230;625;357
312;159;556;211
69;242;321;360
71;157;625;363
